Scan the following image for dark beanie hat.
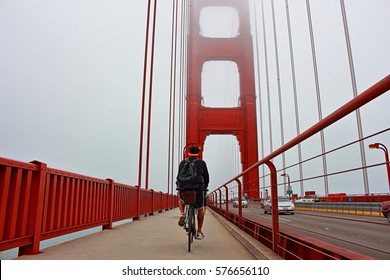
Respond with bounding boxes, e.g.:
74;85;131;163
189;145;200;156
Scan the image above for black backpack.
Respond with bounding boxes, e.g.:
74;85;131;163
176;158;202;188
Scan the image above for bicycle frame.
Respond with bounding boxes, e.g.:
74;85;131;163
179;190;197;252
185;204;196;252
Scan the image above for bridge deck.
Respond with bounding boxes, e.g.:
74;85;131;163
15;208;281;260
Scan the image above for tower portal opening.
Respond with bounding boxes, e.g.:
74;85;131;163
199;6;239;38
201;61;240;108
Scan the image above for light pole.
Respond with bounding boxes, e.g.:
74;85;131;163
281;173;292;197
369;143;390;190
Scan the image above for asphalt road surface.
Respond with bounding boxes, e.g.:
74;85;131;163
230;205;390;259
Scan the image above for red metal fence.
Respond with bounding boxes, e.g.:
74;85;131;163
0;158;177;256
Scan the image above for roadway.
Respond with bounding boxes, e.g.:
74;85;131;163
233;205;390;260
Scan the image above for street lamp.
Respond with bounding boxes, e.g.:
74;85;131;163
281;173;292;197
369;143;390;189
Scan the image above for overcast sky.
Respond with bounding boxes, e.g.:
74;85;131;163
1;0;389;197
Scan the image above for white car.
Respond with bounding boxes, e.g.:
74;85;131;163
263;196;295;214
294;198;315;203
233;197;248;208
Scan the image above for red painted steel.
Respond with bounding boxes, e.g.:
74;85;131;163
186;0;260;200
0;157;177;256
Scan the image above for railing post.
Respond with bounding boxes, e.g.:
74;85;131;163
223;185;229;218
103;178;114;230
18;160;47;256
159;191;163;213
151;189;155;216
209;192;213;206
235;178;243;229
265;160;280;254
217;189;222;210
134;185;141;220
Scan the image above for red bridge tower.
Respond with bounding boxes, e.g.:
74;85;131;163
186;0;260;200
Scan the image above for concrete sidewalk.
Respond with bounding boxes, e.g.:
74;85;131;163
16;208;282;260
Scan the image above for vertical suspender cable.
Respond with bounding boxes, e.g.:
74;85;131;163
285;0;304;197
179;1;188;161
230;10;240;177
138;0;153;189
305;0;329;196
183;1;189;153
253;0;266;198
261;0;273;157
271;0;286;195
177;2;182;164
230;138;233;178
145;0;158;190
172;0;188;189
167;0;178;194
340;0;370;195
174;0;182;192
177;0;184;164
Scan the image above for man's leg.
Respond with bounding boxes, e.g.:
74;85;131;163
178;199;184;214
197;207;204;235
195;189;205;239
178;199;185;226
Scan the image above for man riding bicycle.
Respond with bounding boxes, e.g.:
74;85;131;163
176;145;209;240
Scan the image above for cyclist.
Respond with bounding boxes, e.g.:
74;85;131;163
177;145;209;240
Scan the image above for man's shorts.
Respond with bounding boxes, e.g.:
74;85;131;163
179;188;205;210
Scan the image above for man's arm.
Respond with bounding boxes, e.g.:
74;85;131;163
200;160;209;188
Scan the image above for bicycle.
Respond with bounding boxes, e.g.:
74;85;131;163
178;189;197;252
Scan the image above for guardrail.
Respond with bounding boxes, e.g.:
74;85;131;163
0;157;177;256
294;202;382;216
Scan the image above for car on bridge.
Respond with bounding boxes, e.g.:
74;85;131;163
232;197;248;208
294;197;315;203
217;199;225;205
294;196;320;203
263;196;295;215
380;200;390;223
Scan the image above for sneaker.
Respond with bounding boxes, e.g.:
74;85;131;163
178;214;185;227
195;232;204;240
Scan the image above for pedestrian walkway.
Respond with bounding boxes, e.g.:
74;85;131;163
15;208;282;260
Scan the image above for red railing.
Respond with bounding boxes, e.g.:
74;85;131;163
0;158;177;256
